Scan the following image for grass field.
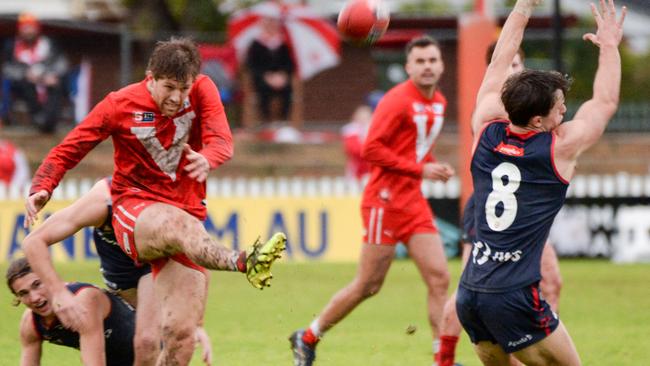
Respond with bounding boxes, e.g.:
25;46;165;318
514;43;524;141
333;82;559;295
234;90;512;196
0;258;648;365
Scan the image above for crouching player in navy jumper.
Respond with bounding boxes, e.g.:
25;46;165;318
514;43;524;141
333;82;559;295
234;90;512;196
6;257;135;366
456;0;626;365
21;177;213;365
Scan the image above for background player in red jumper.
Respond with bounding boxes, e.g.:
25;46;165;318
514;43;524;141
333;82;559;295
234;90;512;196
24;37;285;365
290;35;455;366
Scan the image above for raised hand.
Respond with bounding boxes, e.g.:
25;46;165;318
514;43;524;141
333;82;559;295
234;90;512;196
183;144;210;182
24;190;50;228
583;0;627;48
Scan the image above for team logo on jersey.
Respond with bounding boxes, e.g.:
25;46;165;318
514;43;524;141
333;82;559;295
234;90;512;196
412;102;425;113
133;111;155;122
494;142;524;157
412;102;444;115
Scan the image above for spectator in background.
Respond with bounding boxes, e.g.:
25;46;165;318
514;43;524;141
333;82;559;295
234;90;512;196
341;91;384;180
1;13;68;133
0;121;30;188
246;15;295;123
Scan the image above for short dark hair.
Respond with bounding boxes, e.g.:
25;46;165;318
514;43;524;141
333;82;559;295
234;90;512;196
501;70;571;127
6;257;32;295
147;37;201;83
485;42;525;65
405;35;440;57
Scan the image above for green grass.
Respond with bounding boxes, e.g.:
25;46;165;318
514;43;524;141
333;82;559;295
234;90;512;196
0;259;648;365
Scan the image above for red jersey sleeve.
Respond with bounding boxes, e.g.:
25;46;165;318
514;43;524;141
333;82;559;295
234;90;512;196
192;76;233;169
362;96;423;178
30;97;114;195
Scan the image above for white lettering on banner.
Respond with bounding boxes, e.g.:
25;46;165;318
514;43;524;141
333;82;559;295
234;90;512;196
131;111;195;181
472;241;522;265
613;206;650;263
549;205;614;257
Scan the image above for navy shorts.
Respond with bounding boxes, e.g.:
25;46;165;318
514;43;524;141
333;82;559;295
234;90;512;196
94;227;151;291
456;282;559;353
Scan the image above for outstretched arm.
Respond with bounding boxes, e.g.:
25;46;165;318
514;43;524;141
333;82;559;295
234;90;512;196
471;0;542;135
19;310;42;366
22;179;111;332
555;0;626;167
76;288;110;366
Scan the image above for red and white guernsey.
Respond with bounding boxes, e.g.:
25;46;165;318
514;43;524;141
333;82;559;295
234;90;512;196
361;79;446;209
30;74;233;220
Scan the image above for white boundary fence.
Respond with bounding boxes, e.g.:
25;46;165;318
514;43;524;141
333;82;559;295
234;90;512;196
2;173;650;200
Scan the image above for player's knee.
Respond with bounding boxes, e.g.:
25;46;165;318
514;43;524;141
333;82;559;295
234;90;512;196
541;273;563;296
134;331;160;357
428;269;450;294
356;278;385;299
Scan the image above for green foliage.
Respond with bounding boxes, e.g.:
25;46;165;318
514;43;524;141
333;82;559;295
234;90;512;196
0;259;648;365
398;0;459;15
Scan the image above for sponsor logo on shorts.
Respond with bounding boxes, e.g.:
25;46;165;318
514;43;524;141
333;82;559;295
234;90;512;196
508;334;533;348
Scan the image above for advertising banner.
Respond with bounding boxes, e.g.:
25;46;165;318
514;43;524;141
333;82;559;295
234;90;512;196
0;197;362;263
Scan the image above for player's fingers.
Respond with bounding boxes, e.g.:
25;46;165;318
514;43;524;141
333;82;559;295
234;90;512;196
183;143;193;155
607;0;616;17
582;33;599;46
184;160;199;171
599;0;606;16
618;6;627;28
590;3;602;24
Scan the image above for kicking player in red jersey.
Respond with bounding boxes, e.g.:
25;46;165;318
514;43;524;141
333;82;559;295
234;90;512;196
456;0;625;365
24;38;285;365
290;35;455;365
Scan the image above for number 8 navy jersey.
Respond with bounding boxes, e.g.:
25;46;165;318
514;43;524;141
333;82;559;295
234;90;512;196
460;121;568;292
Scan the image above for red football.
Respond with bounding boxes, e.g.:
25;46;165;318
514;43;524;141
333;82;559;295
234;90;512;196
337;0;390;44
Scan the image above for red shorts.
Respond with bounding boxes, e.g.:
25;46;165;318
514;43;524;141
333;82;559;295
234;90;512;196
361;202;437;245
112;196;205;277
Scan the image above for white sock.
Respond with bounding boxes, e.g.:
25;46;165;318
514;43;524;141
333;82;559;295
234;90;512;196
432;339;441;354
309;318;323;338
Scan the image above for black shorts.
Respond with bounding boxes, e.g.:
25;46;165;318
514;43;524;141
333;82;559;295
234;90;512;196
94;227;151;291
456;282;559;353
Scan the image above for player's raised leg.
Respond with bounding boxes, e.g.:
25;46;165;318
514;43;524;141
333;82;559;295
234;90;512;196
153;260;207;365
125;201;285;289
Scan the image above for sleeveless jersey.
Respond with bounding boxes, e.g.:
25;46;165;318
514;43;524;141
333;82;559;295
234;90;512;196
32;282;135;366
460;121;568;292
